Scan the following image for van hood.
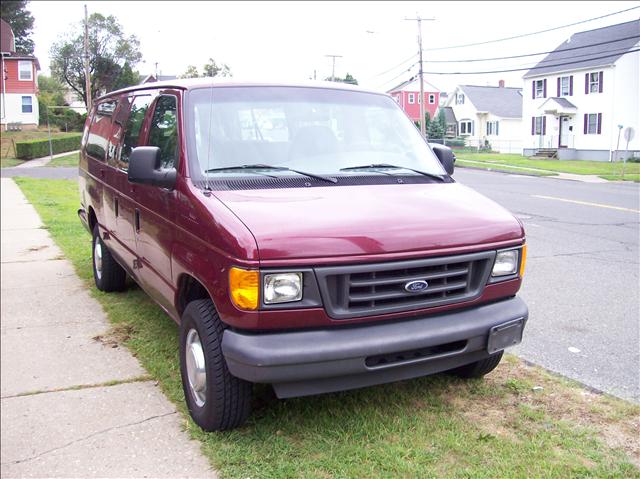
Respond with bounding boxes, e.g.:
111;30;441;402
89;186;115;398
213;183;523;261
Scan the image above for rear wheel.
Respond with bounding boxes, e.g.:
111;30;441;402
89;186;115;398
179;299;252;431
450;351;504;378
92;225;126;292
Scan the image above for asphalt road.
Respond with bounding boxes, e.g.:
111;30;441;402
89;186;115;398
455;168;640;402
3;165;639;401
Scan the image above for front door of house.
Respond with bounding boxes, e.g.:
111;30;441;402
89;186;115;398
559;116;569;148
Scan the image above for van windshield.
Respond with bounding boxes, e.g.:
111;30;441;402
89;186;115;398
185;86;446;180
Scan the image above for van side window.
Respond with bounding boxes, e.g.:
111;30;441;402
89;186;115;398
86;99;117;161
119;95;152;170
148;95;178;169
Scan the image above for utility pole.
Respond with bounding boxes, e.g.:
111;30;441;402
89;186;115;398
405;15;435;137
84;4;92;111
325;54;342;81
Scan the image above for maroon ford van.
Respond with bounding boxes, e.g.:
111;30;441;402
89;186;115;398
78;80;528;431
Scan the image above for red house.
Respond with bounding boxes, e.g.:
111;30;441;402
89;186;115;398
1;18;40;130
387;78;440;123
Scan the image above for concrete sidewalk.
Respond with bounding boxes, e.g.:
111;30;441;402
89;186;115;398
0;178;214;478
14;150;80;169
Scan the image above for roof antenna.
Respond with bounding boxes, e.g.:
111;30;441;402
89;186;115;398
205;79;215;192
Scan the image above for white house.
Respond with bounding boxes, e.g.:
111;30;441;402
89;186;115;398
444;81;523;154
522;19;640;161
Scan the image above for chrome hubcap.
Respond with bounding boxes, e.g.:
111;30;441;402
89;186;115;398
94;241;103;280
185;329;207;407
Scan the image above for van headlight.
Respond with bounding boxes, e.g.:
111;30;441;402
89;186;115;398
264;273;303;304
492;250;519;277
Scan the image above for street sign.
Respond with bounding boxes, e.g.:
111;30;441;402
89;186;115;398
624;127;635;143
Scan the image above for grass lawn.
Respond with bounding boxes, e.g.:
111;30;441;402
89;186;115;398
48;151;79;168
1;158;25;168
456;152;640;182
1;129;81;167
14;177;640;479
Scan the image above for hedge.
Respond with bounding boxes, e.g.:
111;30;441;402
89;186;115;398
16;134;82;160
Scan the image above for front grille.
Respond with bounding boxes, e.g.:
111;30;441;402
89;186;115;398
365;340;467;368
315;251;495;319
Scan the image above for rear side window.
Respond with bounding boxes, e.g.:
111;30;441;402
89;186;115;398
119;95;152;170
86;100;117;161
148;95;178;169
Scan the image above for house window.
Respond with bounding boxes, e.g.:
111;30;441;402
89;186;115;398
560;76;571;96
585;113;601;134
428;94;435;104
18;61;32;81
589;72;600;93
459;120;472;135
21;96;33;113
408;93;415;104
486;121;500;136
535;80;545;98
456;93;465;105
533;116;545;135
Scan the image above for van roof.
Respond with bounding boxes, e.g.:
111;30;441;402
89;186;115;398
96;78;386;102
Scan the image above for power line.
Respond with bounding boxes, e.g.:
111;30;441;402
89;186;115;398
377;62;419;89
423;34;640;64
423;5;640;52
373;53;418;78
423;47;640;75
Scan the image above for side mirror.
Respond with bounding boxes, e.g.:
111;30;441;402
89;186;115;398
429;143;455;175
128;146;177;189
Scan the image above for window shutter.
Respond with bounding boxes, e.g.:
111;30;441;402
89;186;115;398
543;79;547;98
542;116;546;135
583;114;588;134
598;71;603;93
569;76;573;96
496;121;499;136
557;78;560;97
585;73;589;95
532;81;535;99
471;120;475;136
597;113;602;134
531;117;535;135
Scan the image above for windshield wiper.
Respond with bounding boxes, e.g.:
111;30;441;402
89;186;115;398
339;163;446;182
205;164;338;183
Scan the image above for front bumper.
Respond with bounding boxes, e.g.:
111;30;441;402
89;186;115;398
222;297;528;398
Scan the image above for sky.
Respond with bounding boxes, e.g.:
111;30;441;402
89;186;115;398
29;1;640;94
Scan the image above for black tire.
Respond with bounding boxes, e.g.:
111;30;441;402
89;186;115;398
450;351;504;378
179;299;252;431
92;225;126;292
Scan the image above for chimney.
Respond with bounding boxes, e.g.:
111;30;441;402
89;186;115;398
498;80;505;88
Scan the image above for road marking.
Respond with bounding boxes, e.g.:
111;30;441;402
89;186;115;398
532;195;640;213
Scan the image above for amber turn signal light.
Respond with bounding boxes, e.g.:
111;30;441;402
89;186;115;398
519;244;527;278
229;267;259;310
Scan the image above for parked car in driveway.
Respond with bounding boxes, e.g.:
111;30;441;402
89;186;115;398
78;79;528;431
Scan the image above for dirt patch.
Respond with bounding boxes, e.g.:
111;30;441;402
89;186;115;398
482;358;640;467
93;324;136;348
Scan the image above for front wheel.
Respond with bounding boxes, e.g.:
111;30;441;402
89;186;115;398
450;351;504;378
179;299;252;431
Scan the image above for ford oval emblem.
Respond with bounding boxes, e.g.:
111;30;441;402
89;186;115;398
404;280;429;293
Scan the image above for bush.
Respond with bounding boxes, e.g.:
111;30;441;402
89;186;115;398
16;134;82;160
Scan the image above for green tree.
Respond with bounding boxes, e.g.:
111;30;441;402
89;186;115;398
38;75;66;106
112;62;139;90
324;73;359;85
0;0;35;54
50;13;142;107
202;58;231;77
427;108;446;139
179;65;200;79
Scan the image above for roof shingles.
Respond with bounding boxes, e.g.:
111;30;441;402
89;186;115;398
459;85;523;118
524;19;640;78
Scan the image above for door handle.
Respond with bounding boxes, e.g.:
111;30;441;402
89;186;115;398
134;209;140;232
99;168;106;179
